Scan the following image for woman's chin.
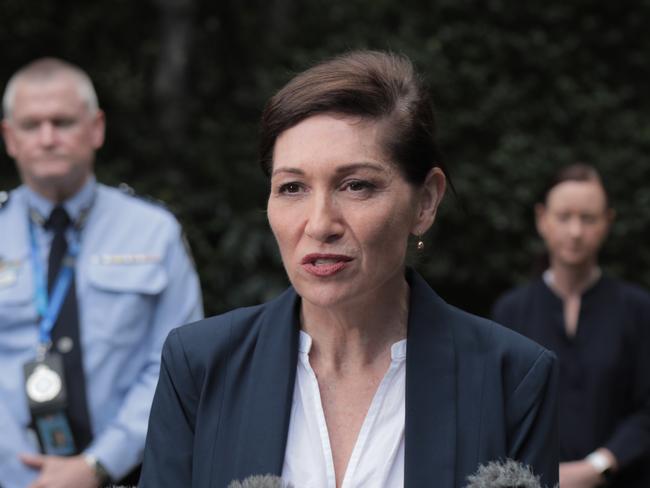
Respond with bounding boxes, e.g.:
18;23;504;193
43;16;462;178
296;283;362;312
556;252;596;269
300;293;351;311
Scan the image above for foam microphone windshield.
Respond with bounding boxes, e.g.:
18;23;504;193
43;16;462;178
465;459;545;488
227;474;294;488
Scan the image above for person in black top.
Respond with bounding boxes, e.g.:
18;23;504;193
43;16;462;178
493;163;650;487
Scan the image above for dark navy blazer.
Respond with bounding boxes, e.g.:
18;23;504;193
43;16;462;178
140;271;559;487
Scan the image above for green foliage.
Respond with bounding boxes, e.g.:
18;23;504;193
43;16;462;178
2;0;650;316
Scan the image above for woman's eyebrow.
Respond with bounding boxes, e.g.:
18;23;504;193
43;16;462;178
271;161;388;177
271;167;305;177
335;162;386;175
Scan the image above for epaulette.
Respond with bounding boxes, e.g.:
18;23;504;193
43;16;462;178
0;191;9;210
118;182;168;210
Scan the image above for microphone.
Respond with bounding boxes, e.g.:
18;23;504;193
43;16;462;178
465;459;549;488
227;474;293;488
227;461;553;488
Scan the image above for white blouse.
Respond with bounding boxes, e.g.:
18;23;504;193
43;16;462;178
282;331;407;488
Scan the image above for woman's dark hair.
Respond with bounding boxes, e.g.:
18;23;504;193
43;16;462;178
539;163;610;208
259;50;445;186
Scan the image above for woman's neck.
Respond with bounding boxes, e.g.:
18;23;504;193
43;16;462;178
546;260;601;299
300;276;409;373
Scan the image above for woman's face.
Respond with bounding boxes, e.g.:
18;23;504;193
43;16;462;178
267;113;444;309
536;179;613;269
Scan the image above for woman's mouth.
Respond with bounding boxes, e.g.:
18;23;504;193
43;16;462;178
301;254;353;277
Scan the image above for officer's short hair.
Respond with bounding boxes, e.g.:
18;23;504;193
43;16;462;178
2;57;99;119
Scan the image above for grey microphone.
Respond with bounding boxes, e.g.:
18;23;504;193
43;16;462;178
465;459;546;488
227;474;294;488
227;462;552;488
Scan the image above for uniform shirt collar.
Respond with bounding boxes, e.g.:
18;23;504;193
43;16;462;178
23;176;97;226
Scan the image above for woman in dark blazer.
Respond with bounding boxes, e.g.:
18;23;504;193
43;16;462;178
140;50;559;488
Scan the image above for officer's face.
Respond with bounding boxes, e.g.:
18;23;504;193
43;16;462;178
267;113;444;310
536;180;613;269
2;74;105;202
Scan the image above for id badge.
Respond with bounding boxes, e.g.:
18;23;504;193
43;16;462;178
23;353;68;414
35;413;76;456
23;353;76;455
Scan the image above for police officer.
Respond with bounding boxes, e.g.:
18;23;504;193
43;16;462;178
0;58;203;488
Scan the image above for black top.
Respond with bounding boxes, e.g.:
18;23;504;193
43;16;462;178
493;275;650;486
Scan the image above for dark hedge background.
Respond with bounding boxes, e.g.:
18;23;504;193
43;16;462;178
2;0;650;317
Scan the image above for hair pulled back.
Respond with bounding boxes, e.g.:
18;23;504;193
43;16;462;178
259;50;445;186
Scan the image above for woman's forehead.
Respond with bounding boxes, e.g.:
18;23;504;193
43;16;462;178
546;180;608;211
272;114;392;170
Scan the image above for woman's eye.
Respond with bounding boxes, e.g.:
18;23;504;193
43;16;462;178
278;182;303;194
344;180;375;192
581;215;598;225
555;212;571;223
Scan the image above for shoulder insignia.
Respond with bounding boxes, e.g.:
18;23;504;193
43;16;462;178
0;191;9;209
118;182;168;210
118;182;136;196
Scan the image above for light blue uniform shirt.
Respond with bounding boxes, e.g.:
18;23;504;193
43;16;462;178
0;177;203;487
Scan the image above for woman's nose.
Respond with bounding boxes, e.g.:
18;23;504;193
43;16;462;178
567;217;583;237
304;193;344;243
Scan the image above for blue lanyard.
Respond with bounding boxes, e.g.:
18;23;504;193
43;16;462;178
28;218;80;351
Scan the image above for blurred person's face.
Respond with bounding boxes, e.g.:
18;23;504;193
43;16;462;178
267;113;444;310
536;180;613;270
2;74;105;202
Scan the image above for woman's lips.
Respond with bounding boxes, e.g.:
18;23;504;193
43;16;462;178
301;254;353;277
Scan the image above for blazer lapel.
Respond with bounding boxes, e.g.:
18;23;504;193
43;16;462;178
405;271;457;488
227;272;459;486
231;287;300;481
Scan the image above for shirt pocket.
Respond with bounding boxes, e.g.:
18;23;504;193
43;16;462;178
0;262;37;352
85;261;168;345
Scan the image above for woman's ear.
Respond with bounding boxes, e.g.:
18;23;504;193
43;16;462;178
411;167;446;236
